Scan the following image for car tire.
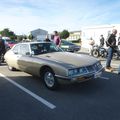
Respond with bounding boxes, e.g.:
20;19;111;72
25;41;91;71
8;65;16;71
42;68;59;90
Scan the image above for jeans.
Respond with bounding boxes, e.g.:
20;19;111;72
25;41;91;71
106;47;114;68
0;53;2;64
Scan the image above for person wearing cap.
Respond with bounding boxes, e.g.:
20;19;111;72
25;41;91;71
88;37;95;55
99;35;105;47
105;29;117;72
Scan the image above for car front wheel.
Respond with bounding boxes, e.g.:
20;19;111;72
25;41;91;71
42;68;59;90
8;65;16;71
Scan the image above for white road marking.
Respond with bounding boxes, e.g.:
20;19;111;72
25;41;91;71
0;73;56;109
0;65;7;67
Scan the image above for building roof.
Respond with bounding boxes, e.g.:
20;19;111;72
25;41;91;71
30;28;48;37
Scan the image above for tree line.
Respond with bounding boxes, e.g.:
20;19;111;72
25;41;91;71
0;28;70;42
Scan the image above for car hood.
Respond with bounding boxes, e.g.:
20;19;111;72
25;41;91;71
36;52;98;68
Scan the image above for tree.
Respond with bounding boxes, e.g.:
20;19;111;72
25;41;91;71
17;35;24;42
23;35;27;40
0;28;16;39
60;30;70;39
28;34;34;40
10;35;17;40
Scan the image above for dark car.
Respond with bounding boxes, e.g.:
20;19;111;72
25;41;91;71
60;39;81;52
0;39;17;63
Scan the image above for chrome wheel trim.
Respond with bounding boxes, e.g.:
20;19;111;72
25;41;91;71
44;72;55;87
8;66;13;70
8;65;15;71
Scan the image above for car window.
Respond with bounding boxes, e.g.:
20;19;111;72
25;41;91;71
20;44;30;55
30;43;62;55
12;44;20;54
31;44;42;55
43;43;63;53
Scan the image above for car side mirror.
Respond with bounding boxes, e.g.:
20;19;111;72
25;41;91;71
31;51;35;55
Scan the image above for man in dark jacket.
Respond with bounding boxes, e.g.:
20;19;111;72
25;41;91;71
0;36;6;64
99;35;104;47
105;29;117;72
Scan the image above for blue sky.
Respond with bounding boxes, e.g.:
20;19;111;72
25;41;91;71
0;0;120;34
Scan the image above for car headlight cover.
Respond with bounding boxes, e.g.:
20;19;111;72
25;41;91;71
68;67;87;76
68;62;102;77
79;67;87;74
93;61;102;71
68;69;76;76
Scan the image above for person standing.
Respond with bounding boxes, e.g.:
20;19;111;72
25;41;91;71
0;35;6;64
45;35;51;42
118;65;120;74
53;31;61;47
88;37;95;55
105;29;117;72
99;35;105;47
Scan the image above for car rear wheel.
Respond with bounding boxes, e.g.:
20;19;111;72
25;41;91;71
42;68;59;90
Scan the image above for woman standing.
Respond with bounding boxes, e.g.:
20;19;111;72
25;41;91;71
53;31;61;47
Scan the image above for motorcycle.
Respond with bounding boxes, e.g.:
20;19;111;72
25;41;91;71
91;45;107;58
113;45;120;60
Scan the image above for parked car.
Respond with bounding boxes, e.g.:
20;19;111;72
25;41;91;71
4;42;103;90
0;39;11;63
60;39;81;52
3;39;17;49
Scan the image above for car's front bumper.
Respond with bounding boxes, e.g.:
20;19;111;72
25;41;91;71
55;67;104;82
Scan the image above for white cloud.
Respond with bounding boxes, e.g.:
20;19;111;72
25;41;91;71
0;0;120;34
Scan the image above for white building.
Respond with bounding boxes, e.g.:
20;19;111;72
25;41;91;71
66;30;81;41
81;24;120;49
31;28;48;41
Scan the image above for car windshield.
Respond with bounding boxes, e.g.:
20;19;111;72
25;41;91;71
30;42;63;55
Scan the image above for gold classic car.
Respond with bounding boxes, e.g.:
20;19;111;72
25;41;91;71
4;42;103;90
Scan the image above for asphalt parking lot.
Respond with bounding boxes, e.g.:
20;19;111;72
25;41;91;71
0;55;120;120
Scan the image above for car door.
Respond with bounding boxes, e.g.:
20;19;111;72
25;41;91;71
7;44;21;69
18;43;42;76
17;44;33;71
